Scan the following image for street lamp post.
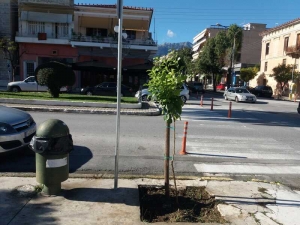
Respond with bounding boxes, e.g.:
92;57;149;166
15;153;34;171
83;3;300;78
114;0;123;190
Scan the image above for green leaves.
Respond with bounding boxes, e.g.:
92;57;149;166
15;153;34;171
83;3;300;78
271;63;293;84
240;67;259;82
35;61;76;98
148;51;186;124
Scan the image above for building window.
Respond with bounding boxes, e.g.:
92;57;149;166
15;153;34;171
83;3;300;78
297;34;300;49
28;21;45;34
283;59;286;65
86;28;108;37
126;30;136;39
264;62;268;72
57;23;69;37
284;37;289;51
26;62;35;77
265;43;270;55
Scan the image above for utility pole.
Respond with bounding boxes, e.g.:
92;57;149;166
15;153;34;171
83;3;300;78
114;0;123;189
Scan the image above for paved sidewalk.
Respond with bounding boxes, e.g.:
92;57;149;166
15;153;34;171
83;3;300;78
1;176;299;225
0;102;161;116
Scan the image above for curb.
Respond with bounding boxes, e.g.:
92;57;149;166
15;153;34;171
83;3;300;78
9;105;161;116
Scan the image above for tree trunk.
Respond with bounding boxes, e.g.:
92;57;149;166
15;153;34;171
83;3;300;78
212;73;217;92
165;121;170;197
227;68;232;89
12;67;15;82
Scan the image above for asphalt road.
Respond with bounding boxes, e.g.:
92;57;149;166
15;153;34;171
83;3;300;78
1;93;300;187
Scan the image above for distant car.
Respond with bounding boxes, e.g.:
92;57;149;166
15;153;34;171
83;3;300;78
224;87;256;103
298;102;300;114
216;83;226;91
250;85;273;98
135;83;190;103
0;106;36;153
81;82;133;97
7;76;67;92
187;82;205;93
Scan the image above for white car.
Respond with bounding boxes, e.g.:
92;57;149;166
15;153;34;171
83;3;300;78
7;76;67;92
224;87;256;103
0;106;36;153
135;84;190;103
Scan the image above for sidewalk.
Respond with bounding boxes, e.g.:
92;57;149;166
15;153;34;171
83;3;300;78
1;176;299;225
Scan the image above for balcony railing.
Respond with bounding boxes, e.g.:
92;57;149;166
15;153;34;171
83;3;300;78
70;35;157;46
286;45;300;58
16;32;70;40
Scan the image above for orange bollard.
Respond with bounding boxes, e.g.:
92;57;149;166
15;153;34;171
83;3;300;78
180;121;188;155
228;102;232;118
210;98;214;111
200;95;203;107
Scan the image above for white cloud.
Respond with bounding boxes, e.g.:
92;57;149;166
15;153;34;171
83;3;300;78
167;29;175;38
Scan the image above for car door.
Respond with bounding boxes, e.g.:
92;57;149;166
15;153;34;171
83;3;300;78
227;88;233;99
107;83;117;96
21;76;38;91
94;83;106;96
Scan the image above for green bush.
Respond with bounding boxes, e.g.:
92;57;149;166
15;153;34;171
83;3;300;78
35;61;75;98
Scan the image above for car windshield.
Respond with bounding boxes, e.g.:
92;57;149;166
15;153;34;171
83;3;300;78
235;88;249;93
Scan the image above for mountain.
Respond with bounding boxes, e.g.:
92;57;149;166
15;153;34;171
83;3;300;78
155;42;193;57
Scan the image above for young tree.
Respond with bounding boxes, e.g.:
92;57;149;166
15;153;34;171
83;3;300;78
0;38;25;82
240;66;259;83
271;63;293;91
148;51;186;197
35;61;76;98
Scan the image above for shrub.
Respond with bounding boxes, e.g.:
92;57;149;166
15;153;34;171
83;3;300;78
35;61;75;98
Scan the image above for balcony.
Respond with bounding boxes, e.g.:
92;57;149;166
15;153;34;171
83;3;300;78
15;32;70;45
286;45;300;58
70;34;158;51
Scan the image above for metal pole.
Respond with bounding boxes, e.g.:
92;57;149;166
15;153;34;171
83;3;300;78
114;0;123;189
232;37;236;86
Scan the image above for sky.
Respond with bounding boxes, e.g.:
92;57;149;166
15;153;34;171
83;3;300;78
75;0;300;44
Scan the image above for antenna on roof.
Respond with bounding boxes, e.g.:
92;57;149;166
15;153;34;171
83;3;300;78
154;17;156;42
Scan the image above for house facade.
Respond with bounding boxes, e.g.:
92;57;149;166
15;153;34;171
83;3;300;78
15;0;78;83
249;18;300;96
0;0;18;86
14;2;157;90
71;4;157;89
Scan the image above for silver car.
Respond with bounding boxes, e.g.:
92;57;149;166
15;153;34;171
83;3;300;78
224;87;256;103
0;106;36;153
135;84;190;103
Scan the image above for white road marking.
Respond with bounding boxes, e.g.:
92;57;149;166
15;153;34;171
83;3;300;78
194;164;300;174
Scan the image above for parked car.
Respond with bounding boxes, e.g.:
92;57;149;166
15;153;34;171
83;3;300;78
0;106;36;153
250;85;273;98
187;82;205;93
81;82;134;97
135;83;190;103
224;87;257;103
7;76;67;92
216;83;226;91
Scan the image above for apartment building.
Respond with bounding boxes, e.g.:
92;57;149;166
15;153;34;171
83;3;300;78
192;26;225;60
71;4;157;88
14;2;157;89
192;23;267;85
15;0;77;83
249;18;300;95
0;0;18;86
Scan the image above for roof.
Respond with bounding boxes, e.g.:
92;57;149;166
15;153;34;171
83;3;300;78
260;17;300;36
75;4;153;11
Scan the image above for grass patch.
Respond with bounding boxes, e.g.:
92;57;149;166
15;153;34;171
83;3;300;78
0;91;138;103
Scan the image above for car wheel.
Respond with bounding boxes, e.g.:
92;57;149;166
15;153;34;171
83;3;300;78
224;95;228;100
142;95;148;101
181;95;187;103
12;86;20;92
235;97;239;103
86;91;93;96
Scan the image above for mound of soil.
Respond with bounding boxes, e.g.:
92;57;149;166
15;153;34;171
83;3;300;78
139;185;226;223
